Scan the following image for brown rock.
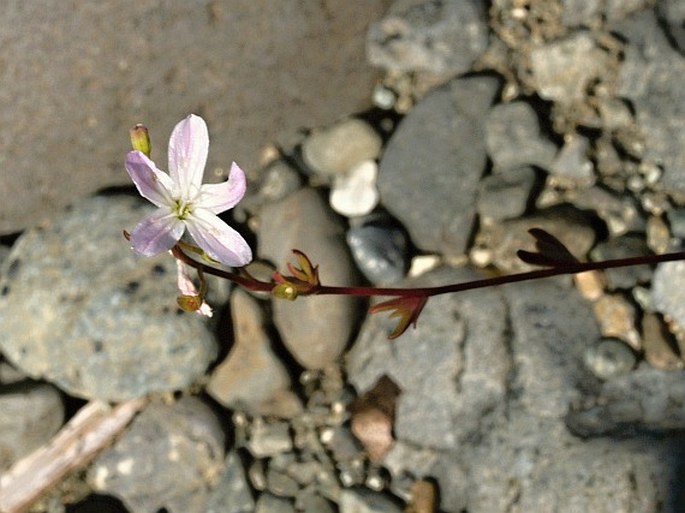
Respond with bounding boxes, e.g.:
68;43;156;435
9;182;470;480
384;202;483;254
207;289;302;418
258;188;360;369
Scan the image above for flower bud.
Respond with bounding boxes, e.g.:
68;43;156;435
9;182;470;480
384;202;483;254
129;124;151;157
272;282;298;301
177;294;203;312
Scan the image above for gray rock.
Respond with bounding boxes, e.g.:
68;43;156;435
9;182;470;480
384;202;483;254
584;338;637;380
207;289;302;418
569;363;685;435
560;0;602;27
477;166;537;221
562;0;650;26
339;488;403;513
378;76;500;258
266;467;300;498
296;490;336;513
549;134;595;185
0;382;64;471
0;360;27;385
0;0;392;234
247;420;294;459
366;0;489;76
346;221;409;285
530;31;613;103
564;186;644;237
652;260;685;329
303;119;382;180
255;494;295;513
485;102;557;172
88;398;226;513
347;266;510;450
667;208;685;239
451;414;685;513
503;280;600;419
206;451;255;513
258;160;304;203
591;235;652;289
0;195;217;400
258;188;360;369
617;9;685;198
658;0;685;51
0;246;8;269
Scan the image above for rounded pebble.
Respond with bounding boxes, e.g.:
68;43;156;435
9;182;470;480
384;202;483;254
584;339;637;380
302;119;382;179
346;222;408;285
330;160;380;217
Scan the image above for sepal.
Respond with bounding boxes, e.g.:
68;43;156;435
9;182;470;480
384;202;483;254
369;295;428;339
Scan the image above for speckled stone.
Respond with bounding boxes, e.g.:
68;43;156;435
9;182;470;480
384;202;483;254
88;398;226;513
0;195;217;400
530;31;613;104
367;0;488;76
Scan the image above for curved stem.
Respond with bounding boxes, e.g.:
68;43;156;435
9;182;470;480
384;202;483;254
172;244;685;299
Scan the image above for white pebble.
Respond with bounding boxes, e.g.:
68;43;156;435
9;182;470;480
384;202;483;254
330;160;380;217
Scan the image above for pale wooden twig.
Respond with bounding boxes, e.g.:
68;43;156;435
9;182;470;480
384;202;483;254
0;398;147;513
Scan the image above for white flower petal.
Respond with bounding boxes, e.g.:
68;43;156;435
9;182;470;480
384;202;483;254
185;209;252;267
168;114;209;195
125;151;174;207
130;208;185;256
198;162;247;214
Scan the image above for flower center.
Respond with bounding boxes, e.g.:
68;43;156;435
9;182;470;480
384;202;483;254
174;199;193;220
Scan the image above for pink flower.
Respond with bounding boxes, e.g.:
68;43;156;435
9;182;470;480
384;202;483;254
126;114;252;267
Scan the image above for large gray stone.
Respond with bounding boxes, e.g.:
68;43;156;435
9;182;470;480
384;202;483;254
0;195;217;400
568;364;685;435
258;188;360;370
347;266;510;450
444;414;685;513
503;279;600;419
0;0;392;234
378;76;499;258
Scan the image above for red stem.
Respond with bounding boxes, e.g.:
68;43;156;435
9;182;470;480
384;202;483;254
172;245;685;299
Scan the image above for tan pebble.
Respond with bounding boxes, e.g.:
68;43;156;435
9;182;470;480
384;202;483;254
593;294;641;350
641;313;684;370
574;270;605;301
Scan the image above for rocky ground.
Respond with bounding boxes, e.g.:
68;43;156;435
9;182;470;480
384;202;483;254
1;1;685;512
